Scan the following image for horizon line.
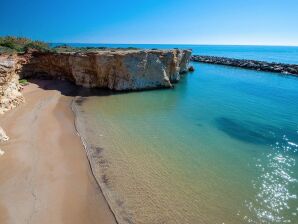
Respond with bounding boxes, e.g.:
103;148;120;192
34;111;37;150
49;42;298;47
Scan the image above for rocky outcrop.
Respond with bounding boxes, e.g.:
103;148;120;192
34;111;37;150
22;49;192;90
0;55;26;114
0;55;23;151
191;55;298;75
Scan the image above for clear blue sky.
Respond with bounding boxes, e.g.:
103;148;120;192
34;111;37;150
1;0;298;45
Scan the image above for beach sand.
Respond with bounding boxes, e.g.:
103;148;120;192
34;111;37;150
0;80;117;224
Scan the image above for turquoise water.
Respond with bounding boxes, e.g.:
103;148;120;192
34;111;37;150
74;61;298;223
51;43;298;64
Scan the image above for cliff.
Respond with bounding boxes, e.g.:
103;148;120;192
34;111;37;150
191;55;298;75
22;49;192;90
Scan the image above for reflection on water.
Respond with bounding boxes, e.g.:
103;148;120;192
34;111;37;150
244;135;298;223
216;117;298;223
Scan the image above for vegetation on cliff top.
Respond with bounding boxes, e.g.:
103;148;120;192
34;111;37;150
19;79;29;86
52;44;139;53
0;36;139;54
0;36;50;53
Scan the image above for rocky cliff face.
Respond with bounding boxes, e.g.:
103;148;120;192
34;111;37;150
22;49;192;90
0;55;26;114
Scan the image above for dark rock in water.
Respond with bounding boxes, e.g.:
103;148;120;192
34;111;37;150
188;66;195;72
191;55;298;76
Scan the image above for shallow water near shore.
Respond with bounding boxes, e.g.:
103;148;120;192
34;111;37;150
73;62;298;224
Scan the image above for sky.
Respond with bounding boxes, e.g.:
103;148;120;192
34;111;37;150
1;0;298;45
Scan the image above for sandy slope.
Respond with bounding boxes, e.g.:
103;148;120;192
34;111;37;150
0;81;116;224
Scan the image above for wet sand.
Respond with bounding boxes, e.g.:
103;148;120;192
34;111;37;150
0;81;117;224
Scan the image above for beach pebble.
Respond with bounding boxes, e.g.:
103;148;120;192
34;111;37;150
0;149;4;156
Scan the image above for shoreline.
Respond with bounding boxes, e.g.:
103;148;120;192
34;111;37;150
0;81;117;224
72;97;133;224
71;98;121;224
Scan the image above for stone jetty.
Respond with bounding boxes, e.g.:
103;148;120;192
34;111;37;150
191;55;298;75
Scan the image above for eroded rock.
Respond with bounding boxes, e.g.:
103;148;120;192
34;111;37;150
21;49;192;90
0;55;26;114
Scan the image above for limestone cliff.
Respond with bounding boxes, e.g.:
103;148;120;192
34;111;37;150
0;55;26;114
22;49;192;90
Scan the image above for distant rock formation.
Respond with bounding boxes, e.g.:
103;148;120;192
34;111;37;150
191;55;298;75
22;49;192;90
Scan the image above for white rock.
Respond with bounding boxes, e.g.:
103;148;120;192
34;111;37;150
0;126;9;142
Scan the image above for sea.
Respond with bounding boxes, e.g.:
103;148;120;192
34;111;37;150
68;44;298;224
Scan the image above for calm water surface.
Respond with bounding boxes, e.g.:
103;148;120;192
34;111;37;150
74;60;298;223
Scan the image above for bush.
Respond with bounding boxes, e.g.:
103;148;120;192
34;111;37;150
23;41;50;52
0;36;49;53
19;79;29;86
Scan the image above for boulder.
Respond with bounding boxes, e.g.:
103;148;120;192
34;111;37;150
188;66;195;72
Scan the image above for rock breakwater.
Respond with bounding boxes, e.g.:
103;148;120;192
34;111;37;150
191;55;298;75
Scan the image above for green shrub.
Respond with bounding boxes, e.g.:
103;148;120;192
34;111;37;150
0;36;49;53
23;41;50;52
0;36;142;54
19;79;29;86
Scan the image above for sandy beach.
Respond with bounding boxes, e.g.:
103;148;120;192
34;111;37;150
0;80;117;224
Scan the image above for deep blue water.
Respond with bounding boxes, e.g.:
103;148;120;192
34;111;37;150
51;43;298;64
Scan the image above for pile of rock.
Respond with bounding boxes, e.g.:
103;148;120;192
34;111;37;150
191;55;298;75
